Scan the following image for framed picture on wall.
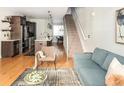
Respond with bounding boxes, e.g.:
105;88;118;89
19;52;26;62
116;8;124;44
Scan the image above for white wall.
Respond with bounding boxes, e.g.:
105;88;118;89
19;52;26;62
0;9;22;58
30;18;53;40
73;7;124;56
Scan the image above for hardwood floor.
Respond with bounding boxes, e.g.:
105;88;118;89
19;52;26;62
0;43;73;86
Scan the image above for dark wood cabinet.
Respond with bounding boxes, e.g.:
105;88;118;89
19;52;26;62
2;40;19;57
22;21;36;53
26;21;36;37
11;16;21;39
21;16;26;25
1;16;36;57
47;40;52;46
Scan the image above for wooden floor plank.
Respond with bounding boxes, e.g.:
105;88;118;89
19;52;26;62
0;43;73;86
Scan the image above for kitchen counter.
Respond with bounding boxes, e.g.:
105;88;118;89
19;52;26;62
1;39;21;41
35;38;53;52
1;39;20;57
35;38;52;42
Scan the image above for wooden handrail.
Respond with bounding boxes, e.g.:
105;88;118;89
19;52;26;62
72;8;89;40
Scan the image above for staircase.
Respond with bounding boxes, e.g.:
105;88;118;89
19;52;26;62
64;14;83;58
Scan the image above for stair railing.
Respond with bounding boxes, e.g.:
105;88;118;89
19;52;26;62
72;8;89;40
63;17;69;61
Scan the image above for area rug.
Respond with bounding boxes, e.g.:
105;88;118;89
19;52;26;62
11;68;81;86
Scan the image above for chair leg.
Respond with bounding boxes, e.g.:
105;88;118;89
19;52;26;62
54;55;57;70
54;60;56;70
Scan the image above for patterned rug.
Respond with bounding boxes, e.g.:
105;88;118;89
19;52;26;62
11;68;81;86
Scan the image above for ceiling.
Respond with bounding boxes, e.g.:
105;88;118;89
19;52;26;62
1;7;68;24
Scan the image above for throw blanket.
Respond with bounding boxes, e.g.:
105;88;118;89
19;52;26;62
33;51;46;69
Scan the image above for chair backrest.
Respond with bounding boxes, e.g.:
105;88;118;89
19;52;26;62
41;46;55;58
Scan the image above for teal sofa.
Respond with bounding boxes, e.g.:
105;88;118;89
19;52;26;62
74;48;124;86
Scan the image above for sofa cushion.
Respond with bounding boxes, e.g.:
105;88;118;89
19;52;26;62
74;53;107;85
78;67;106;86
74;53;99;70
92;48;108;67
75;59;100;69
74;52;93;60
102;53;124;70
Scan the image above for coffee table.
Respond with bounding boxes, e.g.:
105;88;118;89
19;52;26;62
24;70;47;85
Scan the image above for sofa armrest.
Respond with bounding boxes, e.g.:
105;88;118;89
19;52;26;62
74;52;93;59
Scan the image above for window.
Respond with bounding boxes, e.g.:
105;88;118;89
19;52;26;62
53;25;64;36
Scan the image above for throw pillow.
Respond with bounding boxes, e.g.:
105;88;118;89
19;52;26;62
102;53;124;70
105;57;124;86
91;48;108;66
106;74;124;86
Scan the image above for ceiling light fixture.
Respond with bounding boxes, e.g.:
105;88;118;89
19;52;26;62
47;11;53;30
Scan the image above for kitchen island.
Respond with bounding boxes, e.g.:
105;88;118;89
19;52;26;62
35;38;53;52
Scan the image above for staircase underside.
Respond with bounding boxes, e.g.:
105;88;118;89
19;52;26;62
64;14;83;58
